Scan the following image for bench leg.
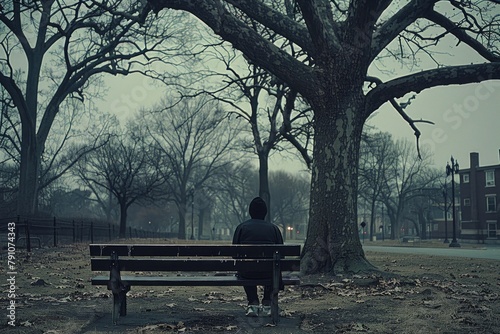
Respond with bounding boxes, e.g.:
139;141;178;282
272;251;281;324
271;289;279;324
112;293;120;324
111;290;128;324
119;290;127;316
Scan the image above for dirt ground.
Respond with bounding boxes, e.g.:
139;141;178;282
1;240;499;334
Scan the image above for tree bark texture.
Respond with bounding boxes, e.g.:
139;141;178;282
258;152;271;222
119;200;128;238
18;129;40;216
301;89;374;274
177;201;187;240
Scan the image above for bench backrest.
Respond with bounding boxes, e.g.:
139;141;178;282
90;244;301;273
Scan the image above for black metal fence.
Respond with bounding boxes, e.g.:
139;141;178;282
0;216;176;252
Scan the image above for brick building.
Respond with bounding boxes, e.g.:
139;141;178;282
459;152;500;244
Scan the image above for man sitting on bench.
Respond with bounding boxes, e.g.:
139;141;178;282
232;197;284;317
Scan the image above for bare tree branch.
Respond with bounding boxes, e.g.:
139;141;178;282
366;63;500;112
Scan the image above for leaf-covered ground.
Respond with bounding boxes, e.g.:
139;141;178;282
1;241;499;333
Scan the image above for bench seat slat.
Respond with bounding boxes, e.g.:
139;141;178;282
89;244;301;257
91;275;301;287
91;258;301;272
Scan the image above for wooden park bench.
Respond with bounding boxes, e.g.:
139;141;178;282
89;244;301;325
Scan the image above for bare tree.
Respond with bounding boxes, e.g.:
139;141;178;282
76;134;165;238
358;132;395;241
0;1;191;216
0;89;19;167
147;0;500;274
44;187;98;218
269;170;310;241
195;30;313;221
379;139;440;240
404;184;443;239
0;89;19;213
141;94;242;239
211;163;259;234
221;62;312;221
0;85;114;215
36;102;116;209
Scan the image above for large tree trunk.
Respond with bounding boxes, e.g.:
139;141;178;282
17;48;44;217
177;201;187;240
370;198;376;241
258;152;271;222
119;200;128;238
17;126;40;217
198;207;205;238
301;96;374;275
17;117;43;217
388;211;397;240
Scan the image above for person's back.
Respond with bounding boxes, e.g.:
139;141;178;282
232;197;283;317
232;218;283;245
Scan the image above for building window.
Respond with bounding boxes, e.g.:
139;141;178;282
485;170;495;187
462;174;470;183
488;222;497;238
486;195;497;212
442;210;452;219
463;198;470;206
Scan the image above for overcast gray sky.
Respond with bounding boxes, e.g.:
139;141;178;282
368;80;500;170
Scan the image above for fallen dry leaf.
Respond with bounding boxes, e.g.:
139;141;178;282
31;278;50;286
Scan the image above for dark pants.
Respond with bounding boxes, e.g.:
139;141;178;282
244;285;272;306
239;271;272;306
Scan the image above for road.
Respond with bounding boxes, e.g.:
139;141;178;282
363;245;500;260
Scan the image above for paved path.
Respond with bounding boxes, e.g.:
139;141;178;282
363;245;500;260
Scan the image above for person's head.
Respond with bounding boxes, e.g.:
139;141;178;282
249;197;267;220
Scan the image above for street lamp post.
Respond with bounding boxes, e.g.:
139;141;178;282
442;182;450;243
446;156;460;248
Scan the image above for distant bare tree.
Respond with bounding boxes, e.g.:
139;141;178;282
193;15;313;220
44;187;98;218
405;183;442;239
75;134;165;238
141;94;242;239
211;163;258;233
0;89;19;212
269;170;309;241
0;86;114;215
215;59;312;221
379;139;440;240
0;1;192;216
0;89;19;166
358;132;395;241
